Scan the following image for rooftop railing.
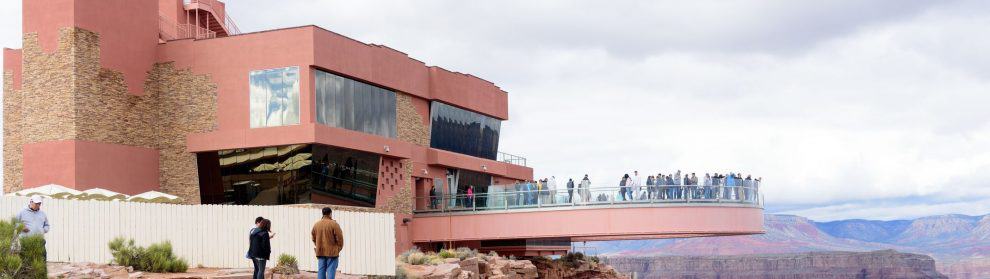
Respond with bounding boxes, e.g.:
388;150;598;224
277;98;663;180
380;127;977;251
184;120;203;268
497;152;527;167
414;184;762;214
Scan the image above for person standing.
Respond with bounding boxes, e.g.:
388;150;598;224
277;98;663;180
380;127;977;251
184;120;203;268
248;219;272;279
580;175;592;203
631;171;642;200
466;185;475;208
566;178;575;203
548;176;558;204
313;207;345;279
17;196;50;259
619;174;629;201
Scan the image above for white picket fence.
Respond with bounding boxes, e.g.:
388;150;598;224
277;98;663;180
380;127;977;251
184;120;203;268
0;196;396;276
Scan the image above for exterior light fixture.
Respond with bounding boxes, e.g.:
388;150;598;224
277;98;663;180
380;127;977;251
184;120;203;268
402;218;412;225
384;145;390;152
422;169;428;175
481;165;488;171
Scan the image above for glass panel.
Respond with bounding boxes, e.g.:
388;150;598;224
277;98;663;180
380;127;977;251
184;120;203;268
198;144;380;207
429;102;501;160
249;66;300;128
315;69;397;138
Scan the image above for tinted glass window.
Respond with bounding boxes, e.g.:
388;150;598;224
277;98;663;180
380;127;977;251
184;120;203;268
429;102;501;160
249;66;301;128
315;69;397;138
197;144;380;207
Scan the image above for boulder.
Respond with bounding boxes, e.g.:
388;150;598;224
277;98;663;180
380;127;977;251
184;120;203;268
458;257;480;279
444;258;461;264
426;263;462;279
478;260;490;275
401;264;437;279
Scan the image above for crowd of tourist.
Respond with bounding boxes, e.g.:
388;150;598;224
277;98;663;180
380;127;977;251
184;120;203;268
425;170;761;210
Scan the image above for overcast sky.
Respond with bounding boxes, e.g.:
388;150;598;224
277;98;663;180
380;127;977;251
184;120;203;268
3;0;990;221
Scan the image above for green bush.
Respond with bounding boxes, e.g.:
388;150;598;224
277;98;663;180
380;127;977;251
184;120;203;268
437;249;456;259
277;254;297;269
453;247;478;260
0;218;47;279
108;237;188;273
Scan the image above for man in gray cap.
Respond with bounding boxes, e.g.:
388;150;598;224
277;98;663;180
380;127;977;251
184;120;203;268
16;195;49;258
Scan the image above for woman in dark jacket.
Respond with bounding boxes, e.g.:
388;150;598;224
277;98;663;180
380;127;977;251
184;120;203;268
248;218;272;279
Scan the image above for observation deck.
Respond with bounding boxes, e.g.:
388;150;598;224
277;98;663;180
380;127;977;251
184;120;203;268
410;184;765;255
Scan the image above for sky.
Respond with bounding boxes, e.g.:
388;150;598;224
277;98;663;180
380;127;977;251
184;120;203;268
3;0;990;221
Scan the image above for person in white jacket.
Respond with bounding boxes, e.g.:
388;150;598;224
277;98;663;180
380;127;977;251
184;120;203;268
548;176;558;204
580;175;592;203
630;171;642;200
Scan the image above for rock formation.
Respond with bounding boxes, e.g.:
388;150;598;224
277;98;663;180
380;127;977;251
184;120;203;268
607;250;947;279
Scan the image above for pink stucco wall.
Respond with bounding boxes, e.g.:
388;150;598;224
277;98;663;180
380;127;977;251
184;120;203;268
3;48;22;89
24;0;158;94
23;140;159;195
410;206;765;243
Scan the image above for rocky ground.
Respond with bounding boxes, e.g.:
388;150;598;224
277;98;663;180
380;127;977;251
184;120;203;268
398;254;628;279
47;262;364;279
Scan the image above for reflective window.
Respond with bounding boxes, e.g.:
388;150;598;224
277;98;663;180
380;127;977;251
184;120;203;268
250;66;300;128
429;102;501;160
197;144;380;207
315;69;397;138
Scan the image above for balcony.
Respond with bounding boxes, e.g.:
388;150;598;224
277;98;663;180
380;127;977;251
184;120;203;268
415;184;762;214
410;184;765;245
496;152;527;167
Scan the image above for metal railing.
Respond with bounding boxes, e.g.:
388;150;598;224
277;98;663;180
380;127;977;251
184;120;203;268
414;184;762;213
497;152;527;167
159;13;217;40
185;0;241;36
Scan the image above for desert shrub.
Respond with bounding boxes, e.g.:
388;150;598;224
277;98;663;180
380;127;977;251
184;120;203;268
109;237;188;273
398;247;420;264
272;254;299;275
508;255;516;260
453;247;478;260
437;249;456;259
405;251;429;265
0;218;47;279
588;255;600;264
277;254;297;268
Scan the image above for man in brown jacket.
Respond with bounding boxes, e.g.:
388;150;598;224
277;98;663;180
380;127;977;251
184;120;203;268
312;207;344;279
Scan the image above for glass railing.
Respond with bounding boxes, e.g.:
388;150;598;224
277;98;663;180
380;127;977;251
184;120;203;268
496;152;527;167
414;184;762;213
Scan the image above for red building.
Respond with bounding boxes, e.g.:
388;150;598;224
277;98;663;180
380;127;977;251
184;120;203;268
2;0;763;256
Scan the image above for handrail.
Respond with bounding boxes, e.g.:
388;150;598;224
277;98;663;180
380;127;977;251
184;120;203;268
159;13;216;40
414;184;761;213
184;0;241;36
497;152;527;167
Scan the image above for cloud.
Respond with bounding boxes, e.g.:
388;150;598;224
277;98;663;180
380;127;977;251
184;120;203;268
3;0;990;220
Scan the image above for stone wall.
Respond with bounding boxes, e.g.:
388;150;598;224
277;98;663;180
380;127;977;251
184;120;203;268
3;71;23;193
396;92;430;147
5;27;218;201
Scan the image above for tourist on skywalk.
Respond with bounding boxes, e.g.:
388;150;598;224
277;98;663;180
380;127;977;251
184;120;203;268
566;178;575;203
703;173;712;199
631;171;642;200
549;176;558;204
646;176;655;199
743;175;753;201
619;173;629;201
580;175;591;203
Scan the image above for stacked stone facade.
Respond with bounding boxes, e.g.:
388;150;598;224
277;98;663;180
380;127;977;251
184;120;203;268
4;27;217;202
396;93;431;147
3;71;23;193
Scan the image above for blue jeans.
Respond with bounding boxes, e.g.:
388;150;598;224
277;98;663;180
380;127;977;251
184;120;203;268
318;256;339;279
252;258;266;279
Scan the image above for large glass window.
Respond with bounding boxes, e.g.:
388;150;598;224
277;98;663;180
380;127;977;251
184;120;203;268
250;66;301;128
197;144;381;207
429;102;501;160
315;69;397;138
